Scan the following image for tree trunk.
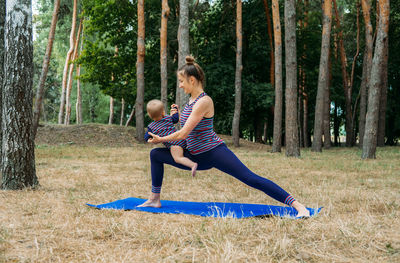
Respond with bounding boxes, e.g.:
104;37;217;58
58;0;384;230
284;0;300;157
65;18;83;125
377;36;388;146
76;21;84;125
362;0;389;159
333;0;353;146
76;60;82;124
263;0;274;86
161;0;170;112
333;102;339;146
359;0;373;146
312;0;332;152
232;0;242;147
263;121;268;143
109;97;114;125
33;0;60;137
301;0;309;148
298;82;303;147
350;3;361;146
323;54;332;149
0;0;5;168
271;0;283;152
136;0;145;142
125;106;136;127
2;0;38;189
303;92;309;147
41;103;47;123
108;46;118;125
58;0;77;124
120;98;125;126
176;0;190;111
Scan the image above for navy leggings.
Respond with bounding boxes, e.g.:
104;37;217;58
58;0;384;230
150;144;295;206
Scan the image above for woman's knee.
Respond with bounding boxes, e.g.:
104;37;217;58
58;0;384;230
150;148;164;161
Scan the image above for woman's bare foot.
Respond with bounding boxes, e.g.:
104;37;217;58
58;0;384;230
137;193;161;208
191;163;198;177
137;199;161;208
291;200;310;218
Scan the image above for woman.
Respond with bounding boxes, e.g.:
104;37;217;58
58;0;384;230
139;56;310;218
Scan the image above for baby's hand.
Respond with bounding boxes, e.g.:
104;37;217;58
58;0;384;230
170;104;179;115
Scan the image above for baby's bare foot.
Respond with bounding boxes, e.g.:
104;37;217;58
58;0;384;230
137;199;161;208
191;163;198;177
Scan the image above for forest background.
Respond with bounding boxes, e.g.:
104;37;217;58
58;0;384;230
1;1;399;261
32;0;400;147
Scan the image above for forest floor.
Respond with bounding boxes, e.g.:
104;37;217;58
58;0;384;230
1;123;399;262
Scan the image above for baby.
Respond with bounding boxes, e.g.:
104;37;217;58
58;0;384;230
144;99;198;177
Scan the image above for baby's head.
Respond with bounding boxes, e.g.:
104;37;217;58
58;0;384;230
146;99;165;121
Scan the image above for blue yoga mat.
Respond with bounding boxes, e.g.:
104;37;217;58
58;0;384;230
87;197;322;219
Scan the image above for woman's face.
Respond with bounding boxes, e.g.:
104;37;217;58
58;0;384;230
178;72;193;94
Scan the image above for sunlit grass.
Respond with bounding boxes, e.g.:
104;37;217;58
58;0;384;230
1;142;399;262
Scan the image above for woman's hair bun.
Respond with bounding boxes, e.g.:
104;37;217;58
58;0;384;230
185;55;195;65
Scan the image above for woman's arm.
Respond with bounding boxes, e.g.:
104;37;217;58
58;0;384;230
148;96;213;143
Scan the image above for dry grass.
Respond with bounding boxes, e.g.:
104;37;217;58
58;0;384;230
1;126;399;262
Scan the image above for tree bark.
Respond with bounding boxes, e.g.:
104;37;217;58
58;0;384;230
58;0;77;124
301;0;309;148
109;97;114;125
333;0;353;146
323;54;332;149
0;0;5;168
303;91;309;147
271;0;283;152
232;0;242;147
65;18;83;125
136;0;145;142
362;0;389;159
333;102;339;145
359;0;373;147
312;0;332;152
120;98;125;126
125;106;136;127
33;0;60;137
108;46;118;125
263;121;268;144
377;36;388;146
284;0;300;157
161;0;170;112
2;0;38;189
350;3;361;145
298;80;303;147
76;21;84;125
76;60;82;124
176;0;190;111
263;0;274;86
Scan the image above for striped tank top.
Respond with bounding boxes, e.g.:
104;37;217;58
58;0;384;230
180;92;224;155
147;115;186;149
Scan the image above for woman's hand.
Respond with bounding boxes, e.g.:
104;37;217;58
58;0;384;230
147;132;162;144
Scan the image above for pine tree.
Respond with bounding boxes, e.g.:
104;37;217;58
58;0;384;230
232;0;242;147
284;0;300;157
271;0;283;152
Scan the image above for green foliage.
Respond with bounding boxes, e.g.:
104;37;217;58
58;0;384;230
32;0;400;143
